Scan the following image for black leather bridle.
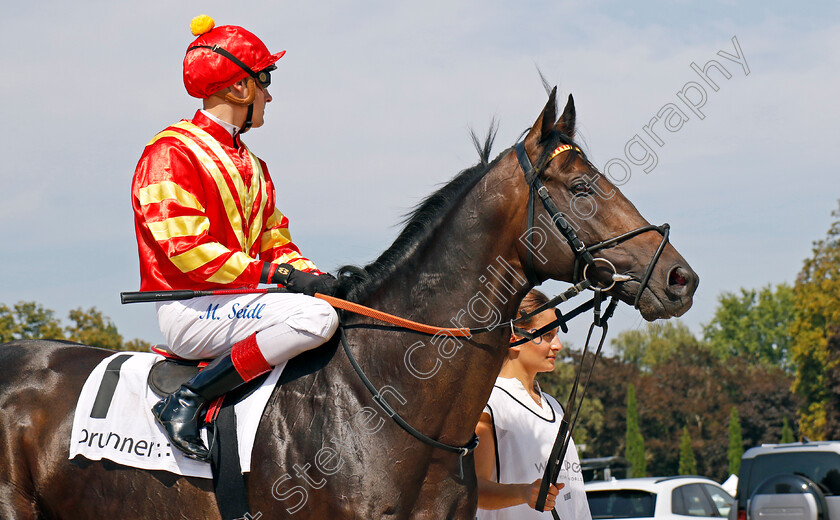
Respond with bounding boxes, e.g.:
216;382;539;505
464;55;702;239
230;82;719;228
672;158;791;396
516;138;677;515
514;140;671;308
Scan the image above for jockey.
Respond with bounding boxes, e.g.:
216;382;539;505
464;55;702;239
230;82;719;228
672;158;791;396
131;15;339;460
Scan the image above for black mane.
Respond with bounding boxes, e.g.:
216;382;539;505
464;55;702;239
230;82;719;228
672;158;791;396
335;124;587;303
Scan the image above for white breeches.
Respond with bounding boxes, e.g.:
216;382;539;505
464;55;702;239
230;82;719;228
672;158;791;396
156;292;339;366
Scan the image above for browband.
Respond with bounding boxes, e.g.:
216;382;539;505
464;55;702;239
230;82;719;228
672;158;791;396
547;144;579;162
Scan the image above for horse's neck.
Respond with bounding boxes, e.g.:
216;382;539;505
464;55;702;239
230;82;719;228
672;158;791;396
355;161;532;444
371;165;530;326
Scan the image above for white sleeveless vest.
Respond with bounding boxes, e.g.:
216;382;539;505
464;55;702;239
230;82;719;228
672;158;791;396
477;377;591;520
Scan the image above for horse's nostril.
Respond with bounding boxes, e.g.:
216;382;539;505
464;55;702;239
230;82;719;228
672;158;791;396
668;266;688;287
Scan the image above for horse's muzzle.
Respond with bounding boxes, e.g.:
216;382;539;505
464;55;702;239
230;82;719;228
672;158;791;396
665;265;698;300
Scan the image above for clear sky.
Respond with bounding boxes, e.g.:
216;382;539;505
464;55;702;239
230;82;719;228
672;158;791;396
1;1;837;353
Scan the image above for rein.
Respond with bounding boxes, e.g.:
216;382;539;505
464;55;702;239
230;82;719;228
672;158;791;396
121;283;598;481
330;279;594;479
122;286;588;338
535;289;618;518
338;325;479;478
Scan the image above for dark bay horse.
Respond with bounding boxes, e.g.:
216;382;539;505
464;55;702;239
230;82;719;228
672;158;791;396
0;91;697;519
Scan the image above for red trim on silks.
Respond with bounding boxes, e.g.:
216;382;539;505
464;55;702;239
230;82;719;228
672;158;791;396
151;345;191;361
230;333;272;382
205;396;225;424
267;263;279;284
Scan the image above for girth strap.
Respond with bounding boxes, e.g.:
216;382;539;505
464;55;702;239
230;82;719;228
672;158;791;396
208;406;251;520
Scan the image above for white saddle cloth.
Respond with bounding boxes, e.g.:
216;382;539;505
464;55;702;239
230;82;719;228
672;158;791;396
68;351;284;478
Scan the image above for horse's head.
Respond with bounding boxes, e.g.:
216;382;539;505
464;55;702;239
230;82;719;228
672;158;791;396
512;89;698;320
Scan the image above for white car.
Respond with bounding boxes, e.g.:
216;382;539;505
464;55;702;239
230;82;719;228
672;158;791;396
586;476;734;520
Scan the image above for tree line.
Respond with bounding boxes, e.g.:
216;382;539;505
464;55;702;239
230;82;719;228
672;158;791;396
539;201;840;482
0;302;150;352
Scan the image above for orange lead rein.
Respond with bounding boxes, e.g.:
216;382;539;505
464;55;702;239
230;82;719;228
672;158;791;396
314;294;472;338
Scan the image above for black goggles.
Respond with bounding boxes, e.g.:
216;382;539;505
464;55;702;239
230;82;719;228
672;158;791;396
189;44;276;88
254;66;274;88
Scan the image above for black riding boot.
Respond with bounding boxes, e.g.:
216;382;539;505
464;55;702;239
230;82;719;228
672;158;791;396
152;354;246;460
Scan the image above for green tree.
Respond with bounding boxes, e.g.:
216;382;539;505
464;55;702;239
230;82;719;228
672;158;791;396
576;344;797;481
728;407;743;475
0;301;65;341
821;328;840;438
1;301;154;353
65;307;124;351
703;284;794;369
791;202;840;439
679;426;697;475
581;354;641;462
781;418;795;443
611;321;700;371
625;383;646;477
123;338;153;353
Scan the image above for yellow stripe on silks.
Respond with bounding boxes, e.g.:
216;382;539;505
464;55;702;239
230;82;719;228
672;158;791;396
274;254;317;272
289;257;318;272
245;148;268;251
148;130;247;250
169;242;229;273
260;228;292;251
171;121;255;227
265;208;283;228
206;251;254;284
147;216;210;242
137;181;204;212
260;209;292;252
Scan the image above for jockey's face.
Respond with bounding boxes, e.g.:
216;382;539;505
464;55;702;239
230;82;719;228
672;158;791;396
250;82;272;129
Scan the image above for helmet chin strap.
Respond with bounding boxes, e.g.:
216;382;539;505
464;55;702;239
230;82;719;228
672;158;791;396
241;103;254;134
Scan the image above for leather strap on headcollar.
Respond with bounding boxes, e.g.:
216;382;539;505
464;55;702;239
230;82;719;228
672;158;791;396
516;140;595;285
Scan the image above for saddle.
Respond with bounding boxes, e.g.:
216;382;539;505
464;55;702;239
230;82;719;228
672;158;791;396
147;345;268;421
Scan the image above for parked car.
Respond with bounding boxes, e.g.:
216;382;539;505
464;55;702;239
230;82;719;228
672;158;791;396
731;441;840;520
583;456;631;481
586;476;733;520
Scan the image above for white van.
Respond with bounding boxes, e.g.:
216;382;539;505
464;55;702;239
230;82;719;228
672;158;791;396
731;441;840;520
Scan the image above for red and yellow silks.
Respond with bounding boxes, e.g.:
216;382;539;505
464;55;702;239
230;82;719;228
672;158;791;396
132;110;318;291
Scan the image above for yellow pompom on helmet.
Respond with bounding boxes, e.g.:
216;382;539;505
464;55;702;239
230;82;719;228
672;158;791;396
182;15;285;127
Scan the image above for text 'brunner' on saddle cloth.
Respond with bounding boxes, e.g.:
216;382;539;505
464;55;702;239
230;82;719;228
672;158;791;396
69;351;285;478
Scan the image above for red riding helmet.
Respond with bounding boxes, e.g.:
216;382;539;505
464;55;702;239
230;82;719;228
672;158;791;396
183;15;285;99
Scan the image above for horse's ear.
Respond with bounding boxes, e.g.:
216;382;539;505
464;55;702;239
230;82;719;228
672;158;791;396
555;93;576;139
524;86;558;149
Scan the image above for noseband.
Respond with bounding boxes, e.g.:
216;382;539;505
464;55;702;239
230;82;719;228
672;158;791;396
514;140;671;308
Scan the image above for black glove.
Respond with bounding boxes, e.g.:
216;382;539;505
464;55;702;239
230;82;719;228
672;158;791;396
270;263;338;296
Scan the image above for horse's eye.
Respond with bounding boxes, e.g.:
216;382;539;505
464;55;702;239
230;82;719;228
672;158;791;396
570;181;592;196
